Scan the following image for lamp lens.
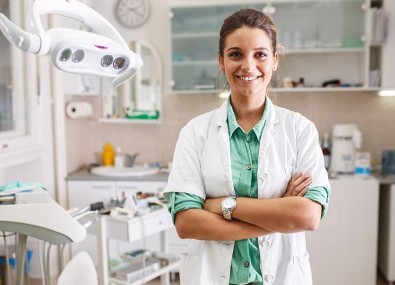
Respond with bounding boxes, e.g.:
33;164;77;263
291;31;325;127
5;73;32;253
72;49;85;63
59;48;72;61
113;57;126;69
101;55;113;67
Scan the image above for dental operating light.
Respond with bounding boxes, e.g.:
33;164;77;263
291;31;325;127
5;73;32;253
0;0;143;88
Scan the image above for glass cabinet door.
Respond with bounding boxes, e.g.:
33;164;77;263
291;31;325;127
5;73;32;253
0;0;39;153
170;0;368;93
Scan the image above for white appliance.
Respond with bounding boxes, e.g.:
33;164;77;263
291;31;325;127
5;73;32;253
306;176;380;285
330;124;362;173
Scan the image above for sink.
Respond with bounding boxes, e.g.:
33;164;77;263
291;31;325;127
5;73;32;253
90;165;160;177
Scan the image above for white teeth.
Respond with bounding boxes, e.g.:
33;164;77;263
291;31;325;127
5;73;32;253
239;76;258;81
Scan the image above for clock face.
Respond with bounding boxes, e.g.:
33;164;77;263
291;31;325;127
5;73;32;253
115;0;150;28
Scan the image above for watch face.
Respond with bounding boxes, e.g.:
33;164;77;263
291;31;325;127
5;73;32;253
223;197;236;209
115;0;150;28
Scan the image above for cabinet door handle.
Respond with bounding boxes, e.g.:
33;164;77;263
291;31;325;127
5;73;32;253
1;143;8;151
118;186;139;190
92;185;112;189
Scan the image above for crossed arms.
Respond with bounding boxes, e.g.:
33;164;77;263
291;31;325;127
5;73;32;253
174;173;322;241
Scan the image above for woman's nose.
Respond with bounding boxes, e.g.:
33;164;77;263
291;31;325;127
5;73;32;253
241;56;255;71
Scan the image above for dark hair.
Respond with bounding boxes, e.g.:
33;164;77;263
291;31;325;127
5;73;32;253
219;8;277;57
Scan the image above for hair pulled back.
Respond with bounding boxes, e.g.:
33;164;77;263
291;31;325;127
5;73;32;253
219;8;277;57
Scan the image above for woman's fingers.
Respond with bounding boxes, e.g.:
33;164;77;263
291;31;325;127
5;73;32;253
283;173;312;197
290;174;312;196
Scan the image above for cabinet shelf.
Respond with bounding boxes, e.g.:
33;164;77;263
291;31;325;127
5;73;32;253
171;86;380;95
98;118;161;124
272;86;380;93
283;47;366;55
109;259;181;285
172;60;218;66
172;32;218;39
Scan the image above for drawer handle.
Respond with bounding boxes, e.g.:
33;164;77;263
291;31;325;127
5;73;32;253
118;186;138;190
92;185;112;189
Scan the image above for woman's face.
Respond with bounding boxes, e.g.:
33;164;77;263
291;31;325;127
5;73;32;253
219;26;278;101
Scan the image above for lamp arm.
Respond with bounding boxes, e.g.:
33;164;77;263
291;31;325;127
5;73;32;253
29;0;129;54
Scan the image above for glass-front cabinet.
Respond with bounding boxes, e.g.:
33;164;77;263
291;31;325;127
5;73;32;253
0;0;40;153
170;0;383;94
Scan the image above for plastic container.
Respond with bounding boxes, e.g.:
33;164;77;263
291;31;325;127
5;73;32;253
114;146;124;168
102;143;115;166
355;152;371;177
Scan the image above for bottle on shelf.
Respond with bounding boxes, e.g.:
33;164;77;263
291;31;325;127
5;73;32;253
102;143;115;166
322;133;331;170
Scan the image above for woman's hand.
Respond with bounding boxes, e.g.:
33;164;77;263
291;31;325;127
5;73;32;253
204;197;223;215
282;173;312;197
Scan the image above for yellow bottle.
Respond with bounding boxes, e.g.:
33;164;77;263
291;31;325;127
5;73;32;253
102;143;115;166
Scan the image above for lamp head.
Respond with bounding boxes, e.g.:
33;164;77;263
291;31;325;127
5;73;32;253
0;0;142;87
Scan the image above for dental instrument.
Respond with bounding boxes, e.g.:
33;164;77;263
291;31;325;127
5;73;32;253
0;0;143;88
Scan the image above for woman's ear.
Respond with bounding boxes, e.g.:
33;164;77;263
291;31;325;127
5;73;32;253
273;52;279;71
218;53;224;71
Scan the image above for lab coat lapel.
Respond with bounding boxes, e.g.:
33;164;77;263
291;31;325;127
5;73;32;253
258;97;277;166
216;101;235;196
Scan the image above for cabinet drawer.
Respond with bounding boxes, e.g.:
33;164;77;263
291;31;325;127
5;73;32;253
116;181;167;194
106;209;173;243
67;180;116;208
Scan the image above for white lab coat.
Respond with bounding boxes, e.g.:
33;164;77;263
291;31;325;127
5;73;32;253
164;97;330;285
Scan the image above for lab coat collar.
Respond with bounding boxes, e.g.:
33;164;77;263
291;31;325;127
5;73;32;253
215;96;278;128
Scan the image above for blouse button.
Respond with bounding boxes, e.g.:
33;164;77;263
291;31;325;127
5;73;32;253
243;261;249;267
246;164;252;170
265;274;275;282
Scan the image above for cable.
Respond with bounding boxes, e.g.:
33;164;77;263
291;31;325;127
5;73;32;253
38;240;45;285
45;243;52;285
59;244;67;271
43;243;51;285
25;248;31;285
2;231;12;285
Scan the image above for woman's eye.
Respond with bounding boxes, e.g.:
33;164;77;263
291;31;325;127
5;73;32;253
257;52;268;58
228;51;241;58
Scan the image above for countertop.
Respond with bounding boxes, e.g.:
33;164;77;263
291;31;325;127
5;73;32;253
373;173;395;185
66;169;395;185
66;169;169;182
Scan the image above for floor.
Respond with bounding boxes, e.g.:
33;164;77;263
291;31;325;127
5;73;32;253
25;269;392;285
146;270;392;285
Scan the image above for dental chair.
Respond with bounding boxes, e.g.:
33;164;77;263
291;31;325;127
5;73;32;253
57;251;98;285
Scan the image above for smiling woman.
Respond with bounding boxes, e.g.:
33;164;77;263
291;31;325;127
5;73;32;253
163;8;330;285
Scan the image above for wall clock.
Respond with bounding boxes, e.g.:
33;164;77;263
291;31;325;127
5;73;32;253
115;0;150;28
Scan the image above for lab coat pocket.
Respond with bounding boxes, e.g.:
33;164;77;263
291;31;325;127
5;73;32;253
179;253;201;285
292;252;312;285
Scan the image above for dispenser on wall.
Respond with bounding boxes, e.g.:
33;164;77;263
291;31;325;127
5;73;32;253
330;124;362;174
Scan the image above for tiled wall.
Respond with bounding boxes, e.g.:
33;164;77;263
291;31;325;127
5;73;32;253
65;91;395;174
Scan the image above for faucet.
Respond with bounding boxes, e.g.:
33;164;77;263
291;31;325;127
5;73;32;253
124;152;140;167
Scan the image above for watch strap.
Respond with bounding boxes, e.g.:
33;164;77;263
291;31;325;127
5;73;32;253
223;208;232;220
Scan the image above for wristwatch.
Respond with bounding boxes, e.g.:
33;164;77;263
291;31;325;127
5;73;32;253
221;196;237;220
